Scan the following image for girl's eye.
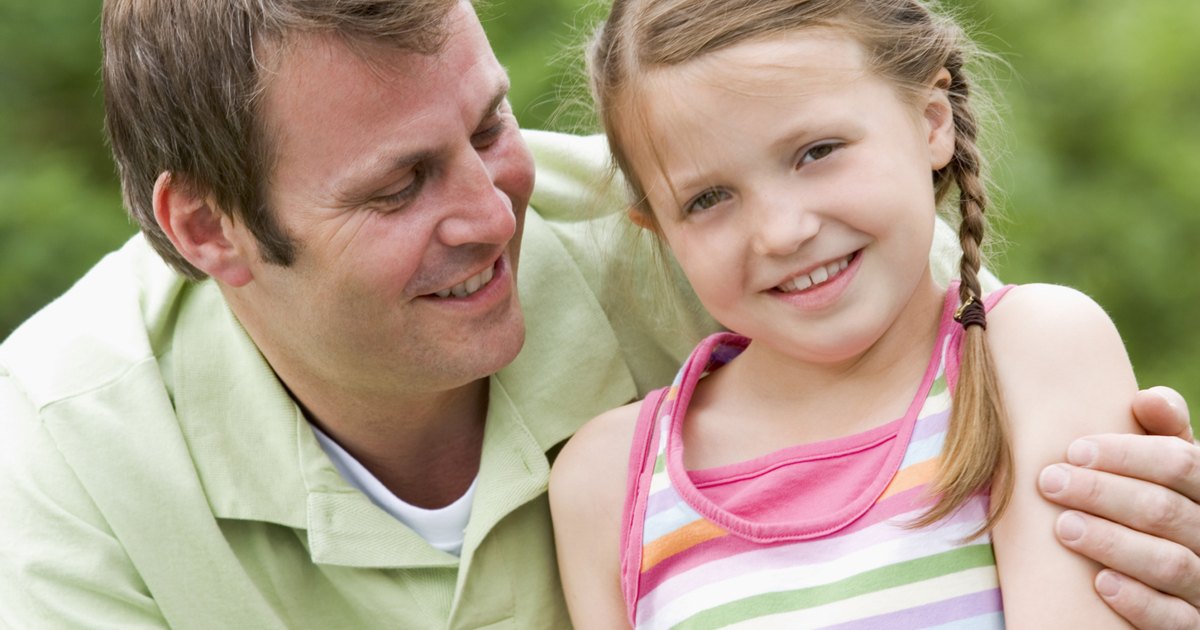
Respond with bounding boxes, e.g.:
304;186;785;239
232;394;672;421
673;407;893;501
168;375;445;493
684;188;731;215
799;142;842;166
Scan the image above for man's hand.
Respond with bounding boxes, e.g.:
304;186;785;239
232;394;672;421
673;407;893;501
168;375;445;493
1039;386;1199;629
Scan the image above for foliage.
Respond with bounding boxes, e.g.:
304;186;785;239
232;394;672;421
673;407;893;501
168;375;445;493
1;0;1195;431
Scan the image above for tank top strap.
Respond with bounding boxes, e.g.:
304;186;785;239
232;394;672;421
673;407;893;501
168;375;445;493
620;386;668;618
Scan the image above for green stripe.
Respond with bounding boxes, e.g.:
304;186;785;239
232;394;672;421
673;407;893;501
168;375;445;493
654;454;666;475
673;544;996;630
927;373;947;398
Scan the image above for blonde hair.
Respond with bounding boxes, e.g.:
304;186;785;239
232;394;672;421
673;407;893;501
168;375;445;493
590;0;1011;535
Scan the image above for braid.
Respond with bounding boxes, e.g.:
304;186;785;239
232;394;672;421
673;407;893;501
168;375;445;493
910;56;1013;537
589;0;1013;538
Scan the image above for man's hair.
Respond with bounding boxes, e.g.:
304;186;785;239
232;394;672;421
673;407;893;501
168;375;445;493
102;0;462;279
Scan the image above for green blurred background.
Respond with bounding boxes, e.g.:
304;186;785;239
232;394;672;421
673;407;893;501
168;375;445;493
2;0;1197;431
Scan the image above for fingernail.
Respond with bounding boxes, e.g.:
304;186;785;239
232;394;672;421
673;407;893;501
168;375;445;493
1039;464;1069;494
1149;385;1181;412
1067;439;1097;467
1056;511;1086;542
1096;570;1122;598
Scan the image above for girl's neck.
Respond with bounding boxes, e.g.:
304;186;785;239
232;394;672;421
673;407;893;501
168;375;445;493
684;275;946;469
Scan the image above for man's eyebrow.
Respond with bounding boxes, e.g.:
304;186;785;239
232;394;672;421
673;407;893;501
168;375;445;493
331;78;512;204
332;149;436;204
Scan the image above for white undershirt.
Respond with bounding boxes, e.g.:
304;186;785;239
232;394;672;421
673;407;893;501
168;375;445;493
311;425;475;556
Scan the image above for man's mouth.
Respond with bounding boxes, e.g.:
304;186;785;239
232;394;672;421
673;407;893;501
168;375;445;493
774;253;856;293
432;263;496;298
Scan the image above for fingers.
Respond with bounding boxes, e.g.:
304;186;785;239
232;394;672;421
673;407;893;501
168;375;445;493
1054;510;1200;603
1093;569;1200;630
1065;433;1200;505
1132;386;1192;442
1039;462;1200;554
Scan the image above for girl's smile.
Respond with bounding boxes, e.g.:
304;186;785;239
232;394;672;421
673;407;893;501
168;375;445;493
626;29;955;367
768;249;863;313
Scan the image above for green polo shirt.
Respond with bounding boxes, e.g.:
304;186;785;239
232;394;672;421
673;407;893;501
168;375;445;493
0;131;979;628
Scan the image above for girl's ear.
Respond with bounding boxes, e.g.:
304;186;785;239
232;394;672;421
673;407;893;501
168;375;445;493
925;68;956;170
153;172;254;287
626;206;659;232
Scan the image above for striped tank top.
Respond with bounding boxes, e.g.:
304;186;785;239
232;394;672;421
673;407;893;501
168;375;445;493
620;286;1012;629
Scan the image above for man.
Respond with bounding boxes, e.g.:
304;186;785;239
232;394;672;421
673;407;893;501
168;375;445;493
0;1;1195;628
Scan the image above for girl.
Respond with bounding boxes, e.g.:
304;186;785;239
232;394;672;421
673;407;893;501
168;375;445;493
550;0;1140;628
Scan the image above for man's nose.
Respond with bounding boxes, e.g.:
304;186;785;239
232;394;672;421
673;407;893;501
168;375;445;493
436;151;516;248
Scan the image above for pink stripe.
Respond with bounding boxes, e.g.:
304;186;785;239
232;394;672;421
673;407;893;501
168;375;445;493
660;290;962;544
636;471;957;598
637;491;989;608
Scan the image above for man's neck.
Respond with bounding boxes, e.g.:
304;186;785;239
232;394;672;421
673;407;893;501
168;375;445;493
292;375;490;509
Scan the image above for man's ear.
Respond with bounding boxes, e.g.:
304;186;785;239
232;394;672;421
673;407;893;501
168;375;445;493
153;172;253;287
925;68;956;170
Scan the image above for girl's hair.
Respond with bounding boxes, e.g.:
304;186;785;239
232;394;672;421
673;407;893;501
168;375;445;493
589;0;1011;535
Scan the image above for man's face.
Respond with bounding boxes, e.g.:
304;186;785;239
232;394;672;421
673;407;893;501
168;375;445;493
229;2;534;398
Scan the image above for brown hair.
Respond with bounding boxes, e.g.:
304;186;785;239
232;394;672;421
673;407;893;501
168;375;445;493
590;0;1011;534
101;0;463;279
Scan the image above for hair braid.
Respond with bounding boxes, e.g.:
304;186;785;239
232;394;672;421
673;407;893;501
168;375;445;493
911;56;1013;536
591;0;1013;537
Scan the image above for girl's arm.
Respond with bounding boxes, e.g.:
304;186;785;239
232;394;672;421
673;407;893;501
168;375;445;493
549;402;641;630
1038;388;1200;629
987;283;1140;628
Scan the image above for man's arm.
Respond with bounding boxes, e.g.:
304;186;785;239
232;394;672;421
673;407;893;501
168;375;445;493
0;374;167;628
1041;386;1200;628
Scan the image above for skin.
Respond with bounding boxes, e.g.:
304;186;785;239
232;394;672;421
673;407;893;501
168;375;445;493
154;1;534;508
631;33;951;457
551;30;1166;629
1040;389;1200;628
143;2;1198;625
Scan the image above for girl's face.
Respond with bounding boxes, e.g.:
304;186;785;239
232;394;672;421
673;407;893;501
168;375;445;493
627;29;956;364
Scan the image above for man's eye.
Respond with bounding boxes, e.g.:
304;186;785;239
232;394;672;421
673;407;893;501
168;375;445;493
470;117;504;148
369;167;424;212
684;188;731;215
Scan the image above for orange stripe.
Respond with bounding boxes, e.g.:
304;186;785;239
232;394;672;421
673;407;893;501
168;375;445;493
879;457;940;500
641;519;727;572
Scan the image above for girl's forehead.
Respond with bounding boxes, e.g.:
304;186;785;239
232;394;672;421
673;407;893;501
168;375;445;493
664;29;868;90
633;30;870;130
630;31;872;142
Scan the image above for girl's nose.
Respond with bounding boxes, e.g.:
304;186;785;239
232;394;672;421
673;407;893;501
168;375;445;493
750;198;821;257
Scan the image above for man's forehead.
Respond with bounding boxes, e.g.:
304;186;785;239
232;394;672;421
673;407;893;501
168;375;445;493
254;5;509;204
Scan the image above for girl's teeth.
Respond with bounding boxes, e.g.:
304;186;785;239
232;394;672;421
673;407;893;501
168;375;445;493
777;256;851;293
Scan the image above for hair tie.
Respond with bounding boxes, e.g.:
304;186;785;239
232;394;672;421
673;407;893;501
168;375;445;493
954;296;987;330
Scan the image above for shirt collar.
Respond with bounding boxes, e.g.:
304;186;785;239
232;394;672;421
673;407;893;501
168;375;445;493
172;208;637;568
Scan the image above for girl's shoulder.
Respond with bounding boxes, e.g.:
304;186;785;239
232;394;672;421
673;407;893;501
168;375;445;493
988;282;1120;338
986;283;1131;393
550;398;647;518
550;398;651;629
